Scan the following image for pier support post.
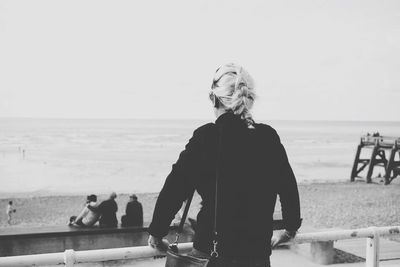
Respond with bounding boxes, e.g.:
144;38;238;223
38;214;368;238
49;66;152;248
351;142;363;182
366;141;379;183
385;141;399;185
385;146;396;185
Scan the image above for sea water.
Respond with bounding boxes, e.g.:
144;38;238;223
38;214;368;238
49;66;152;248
0;118;399;196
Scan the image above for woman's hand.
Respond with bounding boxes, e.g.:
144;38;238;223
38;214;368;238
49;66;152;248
271;230;295;248
148;235;170;252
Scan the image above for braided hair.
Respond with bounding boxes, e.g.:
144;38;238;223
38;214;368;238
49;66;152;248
210;63;256;128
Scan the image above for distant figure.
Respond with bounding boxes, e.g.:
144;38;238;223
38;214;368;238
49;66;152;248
6;201;16;225
69;194;100;227
121;194;143;227
97;192;118;228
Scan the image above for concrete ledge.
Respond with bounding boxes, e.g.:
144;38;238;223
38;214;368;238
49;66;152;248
0;219;285;257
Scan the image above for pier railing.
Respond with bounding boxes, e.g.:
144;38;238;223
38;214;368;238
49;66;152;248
0;226;399;267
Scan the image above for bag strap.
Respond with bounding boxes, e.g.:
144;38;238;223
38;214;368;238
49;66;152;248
211;125;223;258
173;190;195;245
171;125;223;259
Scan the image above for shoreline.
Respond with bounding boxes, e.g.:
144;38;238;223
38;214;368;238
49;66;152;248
0;178;355;199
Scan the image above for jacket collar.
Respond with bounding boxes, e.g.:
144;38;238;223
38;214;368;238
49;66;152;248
215;112;243;125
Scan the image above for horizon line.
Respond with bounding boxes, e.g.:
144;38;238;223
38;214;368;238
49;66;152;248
0;116;400;123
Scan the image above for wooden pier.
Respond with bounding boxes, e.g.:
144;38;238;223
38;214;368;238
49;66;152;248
351;134;400;184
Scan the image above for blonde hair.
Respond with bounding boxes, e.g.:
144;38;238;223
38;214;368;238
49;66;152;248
210;63;256;127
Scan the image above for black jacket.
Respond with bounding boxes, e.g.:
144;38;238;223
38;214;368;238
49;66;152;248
125;200;143;227
149;113;301;259
98;199;118;227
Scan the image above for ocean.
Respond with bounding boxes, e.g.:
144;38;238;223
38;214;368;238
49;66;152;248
1;118;399;197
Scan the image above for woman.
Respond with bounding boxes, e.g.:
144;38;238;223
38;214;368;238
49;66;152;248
148;63;301;267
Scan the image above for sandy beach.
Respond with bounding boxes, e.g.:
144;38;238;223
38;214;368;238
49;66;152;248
2;180;400;231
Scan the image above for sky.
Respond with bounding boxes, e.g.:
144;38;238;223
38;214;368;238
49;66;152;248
0;0;399;121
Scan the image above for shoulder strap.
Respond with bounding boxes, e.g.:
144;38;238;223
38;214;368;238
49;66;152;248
171;190;194;249
211;125;223;257
173;125;223;258
177;190;195;233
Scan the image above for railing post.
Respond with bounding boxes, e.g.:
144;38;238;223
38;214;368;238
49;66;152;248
64;249;76;267
366;227;379;267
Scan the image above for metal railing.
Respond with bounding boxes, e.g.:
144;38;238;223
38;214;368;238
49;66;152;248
361;135;400;148
0;226;399;267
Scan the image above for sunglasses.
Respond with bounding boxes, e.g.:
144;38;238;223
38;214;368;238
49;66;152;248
211;66;238;89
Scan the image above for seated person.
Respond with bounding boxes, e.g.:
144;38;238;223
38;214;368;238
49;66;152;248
121;194;143;227
97;192;118;228
69;194;100;227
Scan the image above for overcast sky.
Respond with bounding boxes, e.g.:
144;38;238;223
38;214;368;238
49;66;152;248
0;0;399;121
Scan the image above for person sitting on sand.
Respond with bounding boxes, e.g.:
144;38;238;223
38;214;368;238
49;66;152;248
6;201;16;225
96;192;118;228
69;194;100;227
121;194;143;227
